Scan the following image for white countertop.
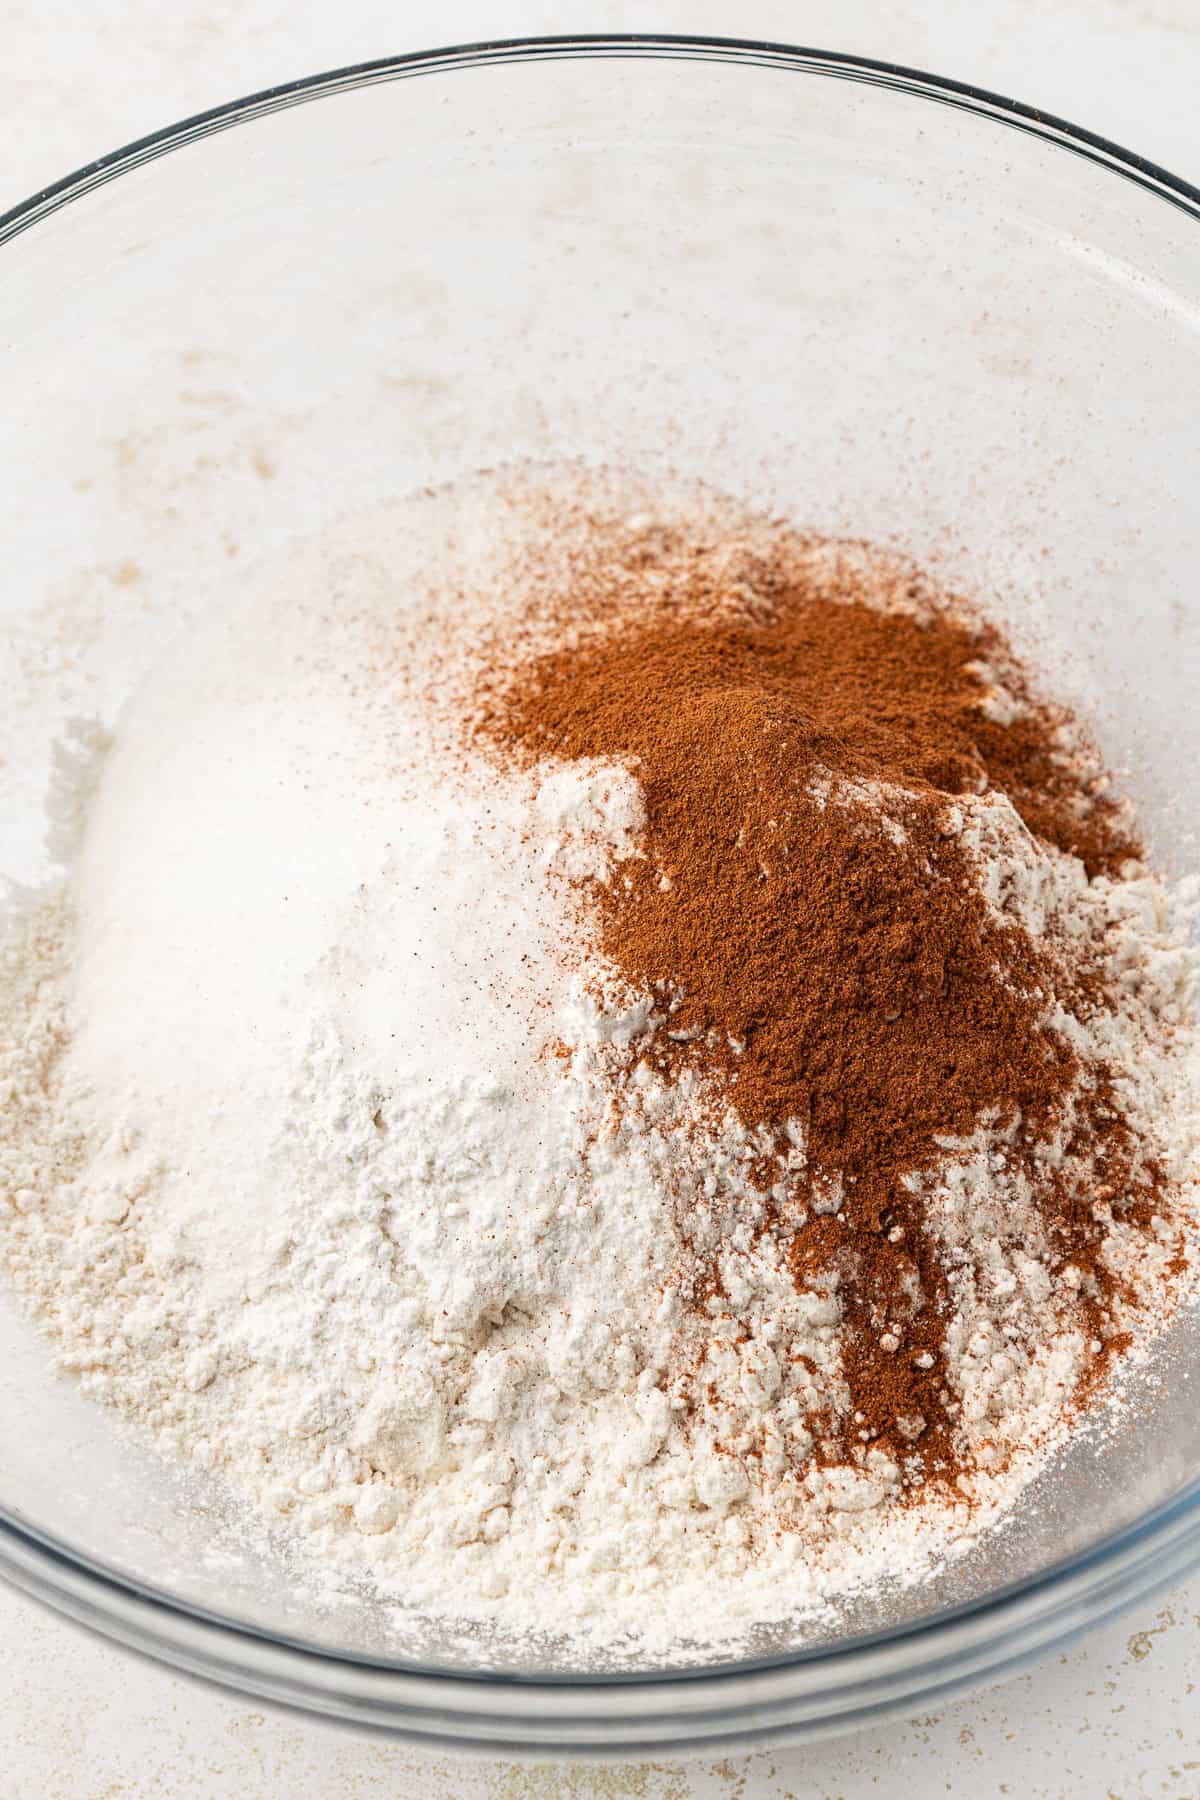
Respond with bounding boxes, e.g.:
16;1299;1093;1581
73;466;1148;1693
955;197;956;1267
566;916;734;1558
4;2;1199;1793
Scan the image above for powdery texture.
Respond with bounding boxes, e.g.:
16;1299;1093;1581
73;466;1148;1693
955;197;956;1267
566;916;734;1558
0;467;1198;1656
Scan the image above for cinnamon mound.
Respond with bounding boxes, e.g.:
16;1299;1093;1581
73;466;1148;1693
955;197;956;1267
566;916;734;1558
474;544;1157;1484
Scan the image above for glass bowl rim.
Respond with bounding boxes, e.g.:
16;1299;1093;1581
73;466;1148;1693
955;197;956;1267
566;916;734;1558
2;31;1199;1749
3;30;1200;252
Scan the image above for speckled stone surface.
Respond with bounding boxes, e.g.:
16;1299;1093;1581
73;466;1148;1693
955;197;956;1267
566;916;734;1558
2;3;1199;1793
4;1581;1200;1794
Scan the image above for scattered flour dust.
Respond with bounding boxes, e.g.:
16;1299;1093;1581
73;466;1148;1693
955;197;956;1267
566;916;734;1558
1;465;1198;1659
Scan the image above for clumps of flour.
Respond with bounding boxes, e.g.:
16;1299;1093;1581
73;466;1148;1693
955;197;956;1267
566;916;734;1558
0;468;1198;1659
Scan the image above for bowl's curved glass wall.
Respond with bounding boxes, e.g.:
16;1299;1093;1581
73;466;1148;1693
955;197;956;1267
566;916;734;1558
1;37;1199;1719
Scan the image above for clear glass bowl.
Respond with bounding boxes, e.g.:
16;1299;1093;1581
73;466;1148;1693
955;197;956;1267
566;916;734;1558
2;34;1200;1758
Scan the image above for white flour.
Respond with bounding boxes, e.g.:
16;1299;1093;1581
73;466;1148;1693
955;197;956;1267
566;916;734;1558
1;468;1198;1655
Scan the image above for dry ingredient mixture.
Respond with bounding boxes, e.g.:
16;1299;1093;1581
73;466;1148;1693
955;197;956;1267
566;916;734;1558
0;465;1197;1655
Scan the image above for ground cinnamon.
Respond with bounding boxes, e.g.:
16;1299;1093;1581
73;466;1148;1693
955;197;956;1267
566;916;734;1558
474;521;1159;1490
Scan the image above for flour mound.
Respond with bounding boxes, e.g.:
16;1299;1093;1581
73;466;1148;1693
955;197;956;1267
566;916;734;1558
0;467;1198;1657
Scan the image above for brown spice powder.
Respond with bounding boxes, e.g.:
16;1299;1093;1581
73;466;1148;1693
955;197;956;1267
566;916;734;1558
472;526;1162;1490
